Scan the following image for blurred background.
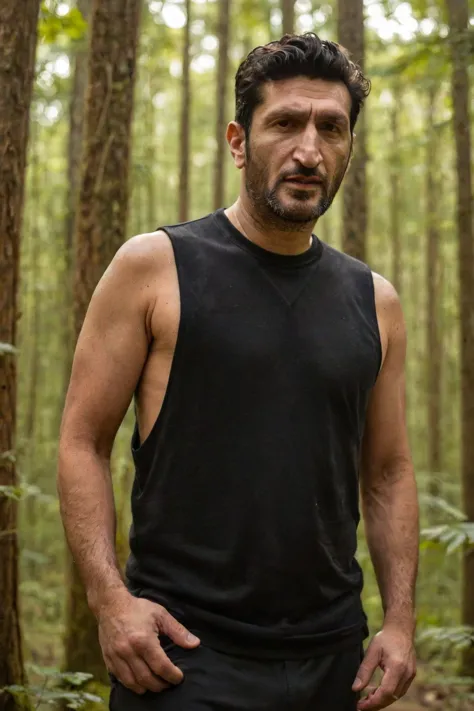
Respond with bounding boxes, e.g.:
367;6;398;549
1;0;474;708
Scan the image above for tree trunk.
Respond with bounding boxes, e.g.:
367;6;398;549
24;126;41;582
425;86;442;498
213;0;230;211
0;1;41;709
143;73;157;230
390;87;401;294
178;0;191;222
281;0;295;34
338;0;367;263
62;0;90;405
65;0;142;682
445;0;474;676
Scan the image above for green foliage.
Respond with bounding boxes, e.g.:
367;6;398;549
39;3;88;44
417;626;474;651
0;482;54;503
421;523;474;554
2;668;106;709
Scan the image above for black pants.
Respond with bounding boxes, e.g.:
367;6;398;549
109;638;363;711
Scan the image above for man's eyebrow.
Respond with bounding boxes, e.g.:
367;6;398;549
318;110;349;126
264;107;349;126
264;107;308;123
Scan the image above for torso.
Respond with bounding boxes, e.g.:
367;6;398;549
134;230;390;447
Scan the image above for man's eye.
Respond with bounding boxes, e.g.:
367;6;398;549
321;122;339;133
276;119;292;128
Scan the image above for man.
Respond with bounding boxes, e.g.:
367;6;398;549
58;33;419;711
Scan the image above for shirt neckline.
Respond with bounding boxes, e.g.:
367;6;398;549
214;208;323;269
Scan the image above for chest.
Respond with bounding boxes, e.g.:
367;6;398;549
182;255;380;396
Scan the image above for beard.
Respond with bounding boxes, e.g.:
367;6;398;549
244;142;349;231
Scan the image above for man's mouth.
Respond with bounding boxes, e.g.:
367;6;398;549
284;176;323;185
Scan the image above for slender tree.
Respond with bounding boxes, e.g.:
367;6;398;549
425;85;442;498
445;0;474;675
64;0;143;682
144;73;158;229
337;0;367;262
0;0;41;708
62;0;90;401
390;86;401;294
281;0;295;34
213;0;231;210
178;0;191;222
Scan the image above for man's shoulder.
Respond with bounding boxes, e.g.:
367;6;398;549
371;271;401;315
111;230;174;279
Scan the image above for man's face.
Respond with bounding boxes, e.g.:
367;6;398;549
242;77;353;225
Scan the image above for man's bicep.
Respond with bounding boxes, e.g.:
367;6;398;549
61;247;152;455
361;282;410;482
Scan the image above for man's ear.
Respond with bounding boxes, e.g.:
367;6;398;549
346;133;356;173
227;121;246;169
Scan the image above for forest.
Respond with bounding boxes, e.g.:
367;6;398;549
0;0;473;709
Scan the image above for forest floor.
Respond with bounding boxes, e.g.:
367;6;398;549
349;661;474;711
390;672;474;711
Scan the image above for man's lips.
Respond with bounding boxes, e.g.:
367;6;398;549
284;176;323;185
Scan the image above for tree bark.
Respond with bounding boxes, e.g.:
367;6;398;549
62;0;90;404
281;0;295;35
213;0;231;211
178;0;191;222
144;75;157;229
24;127;41;582
65;0;142;682
445;0;474;676
425;86;442;497
337;0;367;263
0;1;41;709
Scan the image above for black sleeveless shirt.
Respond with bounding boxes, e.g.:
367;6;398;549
125;208;382;659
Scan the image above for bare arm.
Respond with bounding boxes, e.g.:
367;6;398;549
354;274;418;710
360;276;419;632
58;236;152;611
57;233;199;695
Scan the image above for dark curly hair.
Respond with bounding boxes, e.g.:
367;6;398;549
235;33;371;138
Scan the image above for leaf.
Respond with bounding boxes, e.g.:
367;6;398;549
0;483;45;502
0;342;19;356
60;672;94;687
446;531;466;554
0;450;16;463
417;625;474;650
0;485;23;501
39;5;87;44
421;522;474;552
419;492;466;521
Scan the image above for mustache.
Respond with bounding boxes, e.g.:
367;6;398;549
279;166;326;182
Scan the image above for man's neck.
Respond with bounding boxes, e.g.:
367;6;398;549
225;198;316;256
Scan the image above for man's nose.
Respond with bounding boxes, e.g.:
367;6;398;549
292;127;323;169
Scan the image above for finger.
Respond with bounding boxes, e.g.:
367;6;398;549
112;657;147;695
353;643;381;692
143;641;185;685
395;666;416;700
159;610;200;649
358;667;402;710
127;655;171;693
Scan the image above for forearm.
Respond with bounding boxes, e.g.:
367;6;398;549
361;464;419;633
57;441;127;615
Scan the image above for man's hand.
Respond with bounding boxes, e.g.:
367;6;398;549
353;624;416;710
97;589;200;694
